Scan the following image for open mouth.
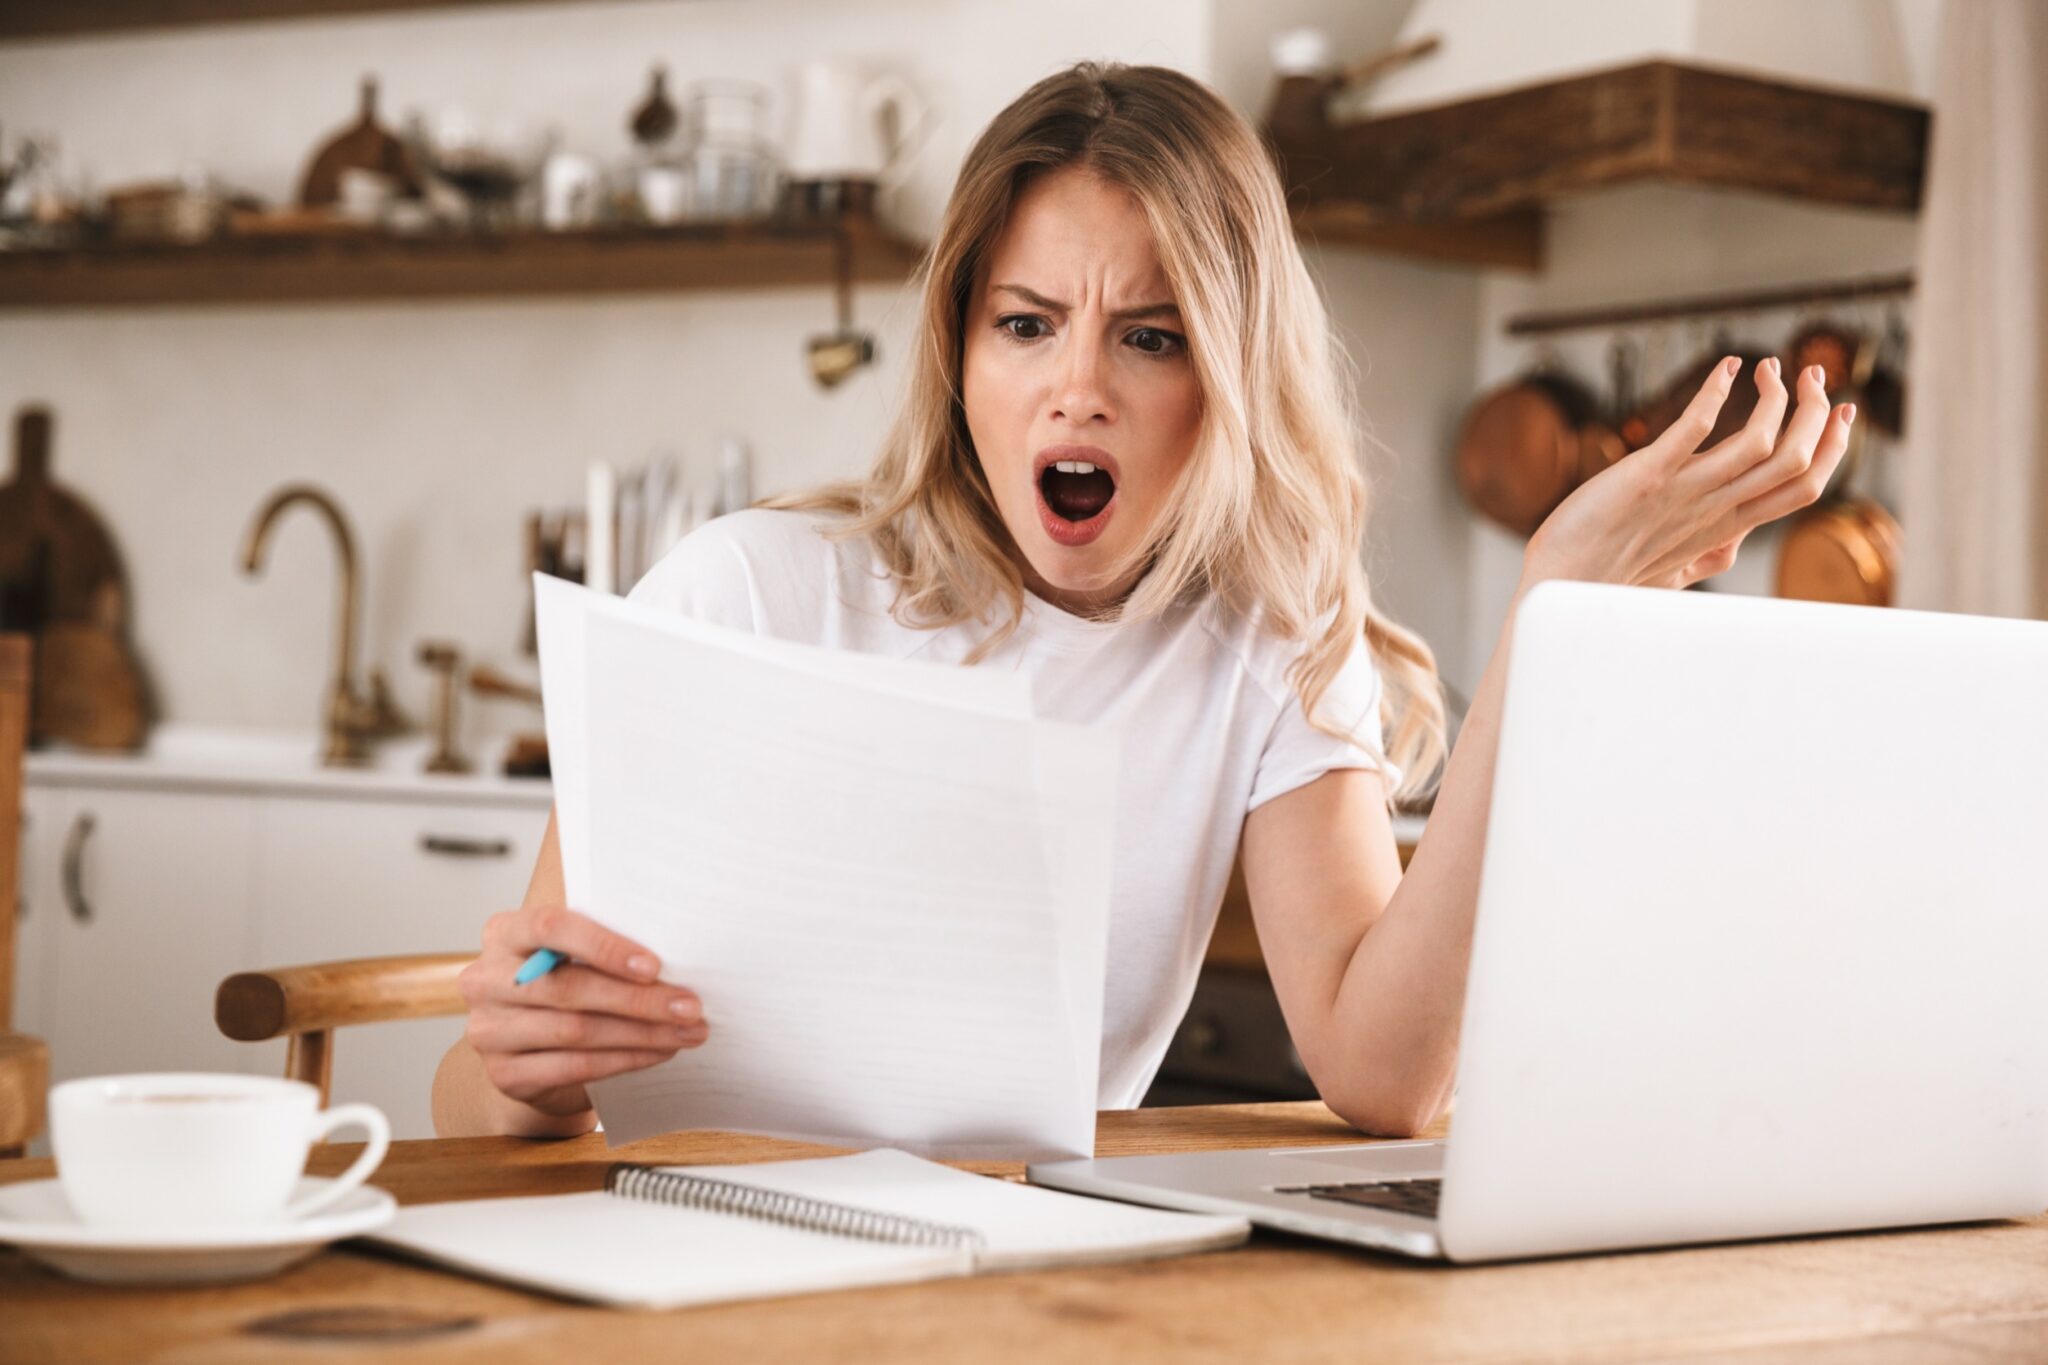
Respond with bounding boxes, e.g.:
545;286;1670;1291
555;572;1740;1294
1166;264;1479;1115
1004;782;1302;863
1032;448;1120;548
1040;461;1117;523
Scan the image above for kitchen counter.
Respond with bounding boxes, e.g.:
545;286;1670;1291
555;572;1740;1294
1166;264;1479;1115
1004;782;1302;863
23;726;553;808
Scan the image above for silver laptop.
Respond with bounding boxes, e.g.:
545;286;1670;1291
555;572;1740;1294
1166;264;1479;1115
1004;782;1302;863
1031;582;2048;1262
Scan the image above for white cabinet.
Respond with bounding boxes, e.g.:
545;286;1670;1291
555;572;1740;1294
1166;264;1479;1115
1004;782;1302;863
38;788;275;1084
20;746;551;1142
253;796;545;1138
13;787;65;1039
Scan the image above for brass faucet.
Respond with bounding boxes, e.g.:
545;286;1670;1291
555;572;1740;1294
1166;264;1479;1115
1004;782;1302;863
239;483;408;766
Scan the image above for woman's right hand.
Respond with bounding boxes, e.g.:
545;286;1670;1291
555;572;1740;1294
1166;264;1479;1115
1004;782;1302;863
458;904;707;1118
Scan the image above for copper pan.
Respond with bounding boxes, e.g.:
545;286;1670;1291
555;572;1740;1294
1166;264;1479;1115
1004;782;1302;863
1620;337;1777;454
1775;332;1899;607
1454;367;1604;537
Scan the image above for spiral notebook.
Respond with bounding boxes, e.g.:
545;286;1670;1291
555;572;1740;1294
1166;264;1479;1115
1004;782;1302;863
367;1149;1249;1309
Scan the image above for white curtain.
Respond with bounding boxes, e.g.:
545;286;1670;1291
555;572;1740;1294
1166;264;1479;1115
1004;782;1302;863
1898;0;2048;616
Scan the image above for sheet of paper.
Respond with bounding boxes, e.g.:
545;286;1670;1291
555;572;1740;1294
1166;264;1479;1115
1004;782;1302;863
535;576;1116;1160
533;575;1034;902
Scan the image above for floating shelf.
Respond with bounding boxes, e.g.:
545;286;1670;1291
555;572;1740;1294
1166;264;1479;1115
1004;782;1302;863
0;0;644;40
0;219;926;309
1272;60;1930;272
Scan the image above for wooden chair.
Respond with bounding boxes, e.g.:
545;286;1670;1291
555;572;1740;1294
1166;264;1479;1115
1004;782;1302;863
0;634;51;1156
214;952;473;1105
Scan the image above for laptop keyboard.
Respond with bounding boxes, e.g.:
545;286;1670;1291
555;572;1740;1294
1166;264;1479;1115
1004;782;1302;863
1275;1178;1442;1220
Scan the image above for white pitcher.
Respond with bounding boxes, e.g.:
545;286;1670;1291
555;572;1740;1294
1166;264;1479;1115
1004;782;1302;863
784;60;933;187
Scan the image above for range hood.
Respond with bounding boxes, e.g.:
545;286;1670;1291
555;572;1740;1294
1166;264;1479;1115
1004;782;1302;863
1269;1;1934;271
1356;0;1936;117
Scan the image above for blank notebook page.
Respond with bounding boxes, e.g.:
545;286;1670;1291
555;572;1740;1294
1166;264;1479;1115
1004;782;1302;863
373;1185;967;1310
662;1149;1249;1271
370;1149;1247;1308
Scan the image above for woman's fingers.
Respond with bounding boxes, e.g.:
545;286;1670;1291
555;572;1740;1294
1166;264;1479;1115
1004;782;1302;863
1692;358;1787;483
1644;399;1856;586
1732;403;1857;526
481;904;661;984
1646;355;1741;463
468;1004;707;1056
466;961;700;1024
1715;365;1835;507
484;1048;683;1098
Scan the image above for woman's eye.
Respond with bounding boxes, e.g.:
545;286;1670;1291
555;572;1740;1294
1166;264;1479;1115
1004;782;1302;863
1127;327;1185;357
997;314;1049;341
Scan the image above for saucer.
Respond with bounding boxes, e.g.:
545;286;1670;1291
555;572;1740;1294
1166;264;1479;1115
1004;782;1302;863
0;1176;397;1285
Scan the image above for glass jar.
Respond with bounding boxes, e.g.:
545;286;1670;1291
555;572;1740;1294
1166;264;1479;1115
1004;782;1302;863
683;81;780;222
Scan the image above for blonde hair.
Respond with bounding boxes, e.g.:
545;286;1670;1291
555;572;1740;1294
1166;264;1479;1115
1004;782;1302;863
770;62;1447;803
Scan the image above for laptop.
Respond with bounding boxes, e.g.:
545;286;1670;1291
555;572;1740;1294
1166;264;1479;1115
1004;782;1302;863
1030;581;2048;1262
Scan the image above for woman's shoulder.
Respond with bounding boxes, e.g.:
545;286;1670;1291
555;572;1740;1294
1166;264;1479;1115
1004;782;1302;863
1190;596;1382;724
628;506;879;631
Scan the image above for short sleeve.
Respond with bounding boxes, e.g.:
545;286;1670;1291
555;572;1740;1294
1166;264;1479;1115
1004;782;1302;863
624;512;764;632
1247;632;1401;810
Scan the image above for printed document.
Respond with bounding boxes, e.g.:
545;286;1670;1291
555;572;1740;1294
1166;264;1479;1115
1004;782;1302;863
535;576;1117;1159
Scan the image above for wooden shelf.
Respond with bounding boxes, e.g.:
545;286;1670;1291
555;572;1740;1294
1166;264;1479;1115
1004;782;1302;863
0;0;641;40
0;219;926;309
1273;60;1930;272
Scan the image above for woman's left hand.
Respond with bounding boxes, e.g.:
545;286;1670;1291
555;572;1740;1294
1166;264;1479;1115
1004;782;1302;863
1523;356;1855;590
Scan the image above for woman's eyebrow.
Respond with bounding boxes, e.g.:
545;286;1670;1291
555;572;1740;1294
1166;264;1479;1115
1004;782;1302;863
993;282;1180;322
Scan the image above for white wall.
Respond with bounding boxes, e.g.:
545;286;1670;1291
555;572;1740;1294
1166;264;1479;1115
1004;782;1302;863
0;0;1224;737
1;0;1932;732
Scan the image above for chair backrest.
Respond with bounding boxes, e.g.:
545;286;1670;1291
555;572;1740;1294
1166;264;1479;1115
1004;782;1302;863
215;952;473;1105
0;634;28;1031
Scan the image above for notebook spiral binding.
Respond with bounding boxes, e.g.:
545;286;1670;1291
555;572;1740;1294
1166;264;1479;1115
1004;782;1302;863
606;1164;988;1251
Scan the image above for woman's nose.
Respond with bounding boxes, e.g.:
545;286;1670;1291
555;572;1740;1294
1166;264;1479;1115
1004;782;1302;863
1051;335;1115;425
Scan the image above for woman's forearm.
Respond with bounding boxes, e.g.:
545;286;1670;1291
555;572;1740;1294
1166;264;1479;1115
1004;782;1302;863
432;1037;599;1139
1320;583;1529;1135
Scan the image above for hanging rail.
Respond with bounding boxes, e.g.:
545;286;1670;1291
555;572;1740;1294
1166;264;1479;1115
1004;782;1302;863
1504;272;1915;338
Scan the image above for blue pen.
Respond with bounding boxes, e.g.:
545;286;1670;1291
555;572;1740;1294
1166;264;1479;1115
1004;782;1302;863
514;948;564;985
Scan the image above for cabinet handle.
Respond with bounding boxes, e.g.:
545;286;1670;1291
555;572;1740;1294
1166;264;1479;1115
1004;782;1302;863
420;834;512;859
61;810;95;925
16;810;26;922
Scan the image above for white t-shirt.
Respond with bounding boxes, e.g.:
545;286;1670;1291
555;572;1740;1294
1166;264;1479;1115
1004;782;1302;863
627;507;1396;1109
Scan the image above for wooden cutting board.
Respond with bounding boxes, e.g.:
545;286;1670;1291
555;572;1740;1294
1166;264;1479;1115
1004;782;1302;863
0;407;148;749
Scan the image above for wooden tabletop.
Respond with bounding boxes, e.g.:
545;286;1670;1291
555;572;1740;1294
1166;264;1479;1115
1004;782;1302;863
5;1102;2047;1364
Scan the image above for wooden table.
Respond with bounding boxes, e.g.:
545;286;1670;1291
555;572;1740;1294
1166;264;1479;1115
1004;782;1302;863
4;1102;2046;1363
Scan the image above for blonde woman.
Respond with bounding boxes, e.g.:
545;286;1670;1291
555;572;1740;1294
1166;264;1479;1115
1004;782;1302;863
432;64;1853;1140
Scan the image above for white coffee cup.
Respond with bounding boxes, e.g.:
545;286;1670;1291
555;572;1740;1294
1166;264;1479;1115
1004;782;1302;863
50;1073;390;1228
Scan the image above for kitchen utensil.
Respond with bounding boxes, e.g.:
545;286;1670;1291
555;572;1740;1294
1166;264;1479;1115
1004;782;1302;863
103;173;247;244
1262;30;1443;140
0;1177;395;1287
627;65;693;226
36;620;146;751
1573;338;1638;485
1622;337;1776;454
1776;333;1898;607
403;108;555;231
1775;497;1899;607
469;664;542;709
630;65;680;149
807;230;877;388
1785;319;1863;396
682;81;778;222
782;60;931;219
51;1073;389;1229
1862;306;1909;437
298;77;422;210
714;437;754;516
0;407;148;749
1454;364;1604;536
540;152;602;230
416;641;470;775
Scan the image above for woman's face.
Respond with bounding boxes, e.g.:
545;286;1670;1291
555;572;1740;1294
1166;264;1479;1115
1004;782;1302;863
962;166;1203;614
